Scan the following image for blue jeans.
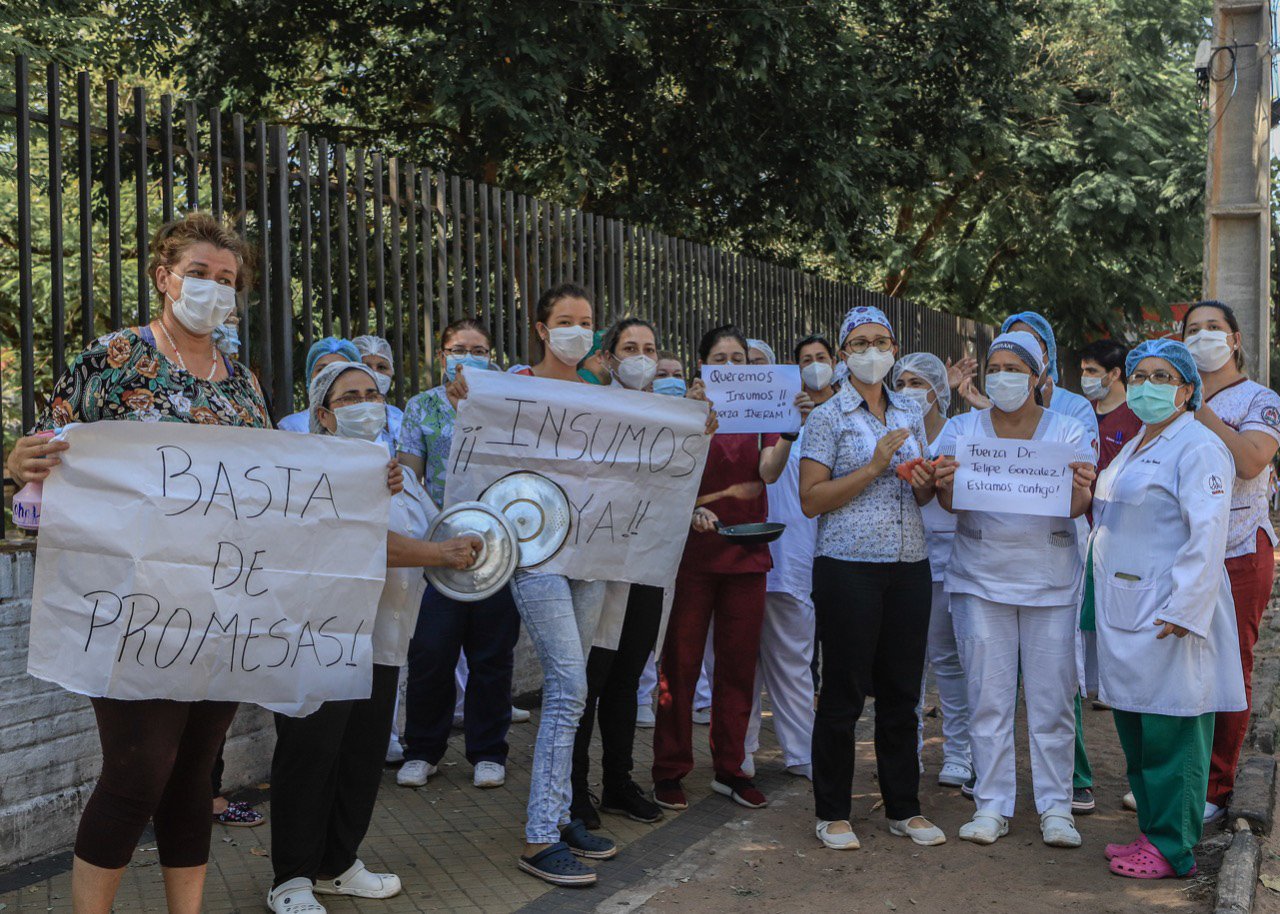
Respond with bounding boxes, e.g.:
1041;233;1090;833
403;583;521;766
508;571;606;844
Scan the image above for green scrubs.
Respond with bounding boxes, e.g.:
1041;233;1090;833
1074;545;1094;790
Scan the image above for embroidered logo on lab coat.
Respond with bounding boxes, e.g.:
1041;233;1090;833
1206;473;1226;497
1262;405;1280;428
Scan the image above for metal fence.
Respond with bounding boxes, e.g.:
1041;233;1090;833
2;51;994;434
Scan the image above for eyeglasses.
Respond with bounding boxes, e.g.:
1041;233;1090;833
1128;370;1183;386
845;337;894;354
444;346;491;358
330;392;386;408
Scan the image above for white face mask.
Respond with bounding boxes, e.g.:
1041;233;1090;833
372;373;392;395
332;401;386;441
846;348;895;385
545;326;595;366
166;271;237;336
898;387;933;412
801;362;834;391
615;355;657;390
986;371;1032;412
1080;376;1109;402
1185;330;1235;372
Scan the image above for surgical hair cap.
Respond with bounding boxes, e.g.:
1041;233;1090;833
747;339;777;365
839;306;894;346
1000;311;1058;382
988;331;1045;378
352;334;394;372
1125;338;1203;410
306;336;361;382
891;352;951;414
308;360;382;435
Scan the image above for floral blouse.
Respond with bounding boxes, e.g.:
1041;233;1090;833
34;328;271;432
396;385;455;508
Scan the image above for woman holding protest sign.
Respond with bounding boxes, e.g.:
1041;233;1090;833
265;360;481;914
7;213;273;914
934;331;1095;849
651;325;792;813
395;318;521;793
1088;339;1244;879
797;306;943;852
1178;301;1280;823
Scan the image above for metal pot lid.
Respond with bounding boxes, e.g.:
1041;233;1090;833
424;501;520;602
479;471;572;568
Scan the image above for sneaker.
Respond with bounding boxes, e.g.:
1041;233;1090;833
741;754;756;778
600;779;663;824
213;800;264;827
961;776;975;799
889;816;947;846
1072;787;1096;814
654;779;688;811
560;819;617;860
959;811;1008;846
1122;791;1137;811
570;789;601;830
636;704;656;728
268;878;326;914
816;819;860;850
692;706;711;725
1204;801;1226;825
937;761;972;788
396;759;437;787
510;705;531;724
314;860;402;899
385;740;404;765
711;775;768;809
473;761;505;789
1040;810;1082;849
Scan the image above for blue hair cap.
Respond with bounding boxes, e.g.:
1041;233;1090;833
1000;312;1058;382
1125;338;1203;410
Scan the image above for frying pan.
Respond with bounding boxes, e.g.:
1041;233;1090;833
714;521;786;545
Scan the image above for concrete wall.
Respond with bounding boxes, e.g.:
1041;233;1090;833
0;545;543;869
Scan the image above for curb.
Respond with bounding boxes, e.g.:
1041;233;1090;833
1215;820;1262;914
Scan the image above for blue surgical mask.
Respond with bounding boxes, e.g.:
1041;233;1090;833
1127;382;1182;425
653;377;687;397
212;323;240;355
445;354;490;381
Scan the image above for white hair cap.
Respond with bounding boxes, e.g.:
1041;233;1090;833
351;334;394;371
891;352;951;413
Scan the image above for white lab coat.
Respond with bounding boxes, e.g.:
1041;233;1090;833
1090;412;1246;716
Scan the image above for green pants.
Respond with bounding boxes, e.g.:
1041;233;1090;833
1073;692;1092;789
1112;709;1215;875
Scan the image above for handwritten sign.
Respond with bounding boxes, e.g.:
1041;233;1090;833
26;422;390;716
445;371;710;587
699;364;801;434
952;435;1081;517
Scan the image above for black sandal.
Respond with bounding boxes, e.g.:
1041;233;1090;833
518;842;597;887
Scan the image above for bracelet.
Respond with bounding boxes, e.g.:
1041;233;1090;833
780;432;798;442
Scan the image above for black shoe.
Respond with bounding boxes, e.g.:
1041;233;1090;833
600;779;663;824
570;789;601;830
1072;786;1096;814
961;776;975;799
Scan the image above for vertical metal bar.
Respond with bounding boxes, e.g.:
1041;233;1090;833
434;171;448;335
479;183;491;329
551;203;563;283
371;153;387;336
105;79;123;330
418;168;435;388
335;144;351;337
504;190;516;362
233;113;248;360
77;71;95;346
316;137;333;337
530;198;542;303
490;186;502;354
463;179;476;317
518;194;530;365
255;119;272;394
269;126;293;417
354;148;369;335
16;55;35;429
209;107;223;219
298;133;314;355
47;62;66;380
404;162;420;396
574;208;585;286
584;214;596;306
133;86;149;325
450;175;463;319
387;157;403;403
541;201;551;290
160;95;174;223
184;100;199;210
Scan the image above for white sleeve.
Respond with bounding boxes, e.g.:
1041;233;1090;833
1161;442;1233;637
935;413;965;458
1067;395;1100;462
1059;413;1094;464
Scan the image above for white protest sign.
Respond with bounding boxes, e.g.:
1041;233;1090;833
699;364;801;434
27;421;390;715
952;435;1080;517
444;371;710;586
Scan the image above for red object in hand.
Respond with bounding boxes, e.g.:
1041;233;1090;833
896;457;924;481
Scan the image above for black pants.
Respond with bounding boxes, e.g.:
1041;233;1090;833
403;583;521;765
811;557;932;822
572;583;664;794
270;663;399;887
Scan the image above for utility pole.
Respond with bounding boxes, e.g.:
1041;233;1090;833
1203;0;1274;383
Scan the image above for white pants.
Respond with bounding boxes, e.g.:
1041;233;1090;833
745;592;815;767
916;582;971;768
950;594;1077;817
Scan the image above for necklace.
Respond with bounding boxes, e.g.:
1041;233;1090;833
158;318;218;381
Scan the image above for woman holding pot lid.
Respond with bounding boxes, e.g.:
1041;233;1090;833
893;351;972;793
934;331;1096;849
267;361;481;914
1179;301;1280;822
1089;339;1244;879
799;306;944;852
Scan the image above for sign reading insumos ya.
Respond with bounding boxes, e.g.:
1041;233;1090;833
26;421;390;715
444;370;711;587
